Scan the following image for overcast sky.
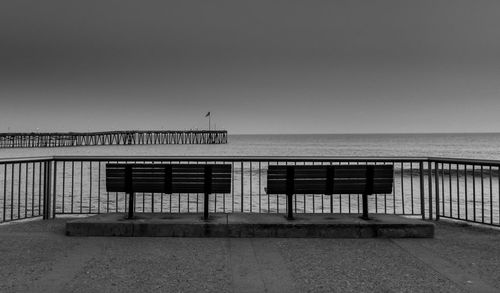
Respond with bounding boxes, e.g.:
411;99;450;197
1;0;499;134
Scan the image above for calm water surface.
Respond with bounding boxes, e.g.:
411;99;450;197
1;133;500;160
1;133;500;222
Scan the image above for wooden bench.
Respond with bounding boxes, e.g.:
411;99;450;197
266;165;394;220
106;163;231;220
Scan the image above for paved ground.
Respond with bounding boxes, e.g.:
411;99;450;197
1;217;500;293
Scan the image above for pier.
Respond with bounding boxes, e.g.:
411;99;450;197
0;130;228;148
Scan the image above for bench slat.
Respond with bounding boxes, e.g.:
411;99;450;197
334;168;393;178
131;184;168;193
171;184;231;193
293;188;330;194
172;174;231;179
266;181;287;194
333;183;393;194
106;183;231;194
106;183;166;193
266;183;393;195
106;182;126;192
267;181;328;194
293;172;328;178
106;171;166;176
172;165;231;172
107;164;230;172
332;178;393;184
175;188;231;193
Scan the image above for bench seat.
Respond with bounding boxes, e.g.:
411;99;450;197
106;163;231;220
266;165;394;220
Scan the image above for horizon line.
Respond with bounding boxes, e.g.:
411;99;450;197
229;131;500;135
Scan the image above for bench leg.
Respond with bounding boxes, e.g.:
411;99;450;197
204;192;209;221
361;193;369;220
127;192;135;219
287;193;294;220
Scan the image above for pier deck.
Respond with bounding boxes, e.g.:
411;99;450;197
0;130;227;148
1;218;499;292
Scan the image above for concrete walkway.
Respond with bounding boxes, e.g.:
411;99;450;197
1;218;500;293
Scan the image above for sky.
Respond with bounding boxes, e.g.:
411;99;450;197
1;0;500;134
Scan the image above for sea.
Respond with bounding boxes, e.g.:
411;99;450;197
1;132;500;160
1;133;500;223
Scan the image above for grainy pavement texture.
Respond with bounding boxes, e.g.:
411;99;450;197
1;218;499;293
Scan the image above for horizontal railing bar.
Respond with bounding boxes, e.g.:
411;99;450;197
1;156;499;165
51;156;430;163
439;215;500;227
0;157;53;163
428;157;500;166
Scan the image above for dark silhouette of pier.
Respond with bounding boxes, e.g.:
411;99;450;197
0;130;227;148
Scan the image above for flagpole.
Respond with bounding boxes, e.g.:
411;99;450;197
205;112;211;130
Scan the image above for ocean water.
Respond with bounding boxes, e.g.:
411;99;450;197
1;132;500;160
1;133;500;223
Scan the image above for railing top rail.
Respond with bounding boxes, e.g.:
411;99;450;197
428;157;500;166
0;156;53;163
2;155;500;166
50;155;429;162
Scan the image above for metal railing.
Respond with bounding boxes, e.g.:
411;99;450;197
429;157;500;226
1;155;499;227
0;157;52;223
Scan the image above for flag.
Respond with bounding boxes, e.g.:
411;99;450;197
205;112;211;117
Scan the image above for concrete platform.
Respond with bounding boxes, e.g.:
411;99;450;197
66;213;434;238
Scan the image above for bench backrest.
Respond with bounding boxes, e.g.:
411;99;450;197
106;164;231;194
266;165;393;195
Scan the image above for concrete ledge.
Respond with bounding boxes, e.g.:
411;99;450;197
66;213;434;238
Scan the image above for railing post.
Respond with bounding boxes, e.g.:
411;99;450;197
42;162;46;219
427;161;433;220
419;161;425;220
240;162;244;213
434;161;440;220
43;160;52;220
52;160;57;219
286;166;294;220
